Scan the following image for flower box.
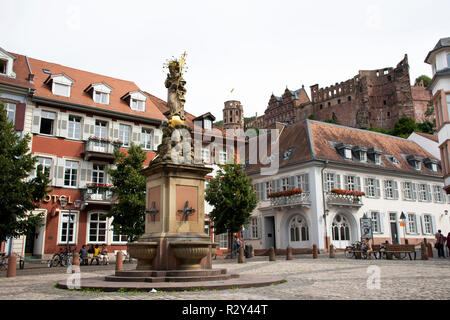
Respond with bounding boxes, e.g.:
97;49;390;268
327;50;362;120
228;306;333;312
267;187;303;199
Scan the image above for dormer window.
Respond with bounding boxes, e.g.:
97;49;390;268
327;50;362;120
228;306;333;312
431;163;437;172
423;158;439;172
374;154;381;165
131;99;145;111
414;161;421;170
386;155;400;165
85;83;112;105
0;60;6;74
359;151;367;162
53;83;71;97
407;155;422;170
46;74;74;98
204;119;212;130
94;91;109;104
344;148;352;159
121;91;147;112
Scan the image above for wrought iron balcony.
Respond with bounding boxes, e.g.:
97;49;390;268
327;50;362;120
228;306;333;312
325;192;363;207
269;192;311;208
83;139;120;162
82;188;116;205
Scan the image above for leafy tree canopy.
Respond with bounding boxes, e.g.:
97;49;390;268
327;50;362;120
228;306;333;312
0;102;51;241
205;160;257;236
415;75;431;87
107;143;147;242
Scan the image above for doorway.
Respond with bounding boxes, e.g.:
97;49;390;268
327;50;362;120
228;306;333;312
389;212;399;244
24;227;36;256
331;214;351;248
264;216;276;249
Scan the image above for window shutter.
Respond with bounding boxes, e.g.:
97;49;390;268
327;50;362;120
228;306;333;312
383;180;388;199
401;182;406;200
294;175;299;188
393;181;399;199
415;214;422;234
288;176;295;189
132;125;141;145
364;177;369;195
379;212;385;234
336;174;341;189
304;174;309;192
405;214;411;234
87;162;93;184
31;107;41;133
257;216;262;238
344;176;349;190
58;112;69;138
275;179;281;192
55;158;65;187
355;177;361;191
420;215;425;235
430;215;437;235
323;173;328;192
262;182;267;200
111;121;119;140
80;161;87;189
411;183;417;201
153;129;162;150
426;184;432;202
375;179;381;198
14;103;26;131
83;117;95;140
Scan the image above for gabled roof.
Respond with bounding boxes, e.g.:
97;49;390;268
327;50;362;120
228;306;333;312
0;51;34;89
193;112;216;122
246;120;442;177
26;55;166;121
411;131;439;143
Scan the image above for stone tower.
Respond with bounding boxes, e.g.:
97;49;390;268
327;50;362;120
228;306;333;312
222;100;244;130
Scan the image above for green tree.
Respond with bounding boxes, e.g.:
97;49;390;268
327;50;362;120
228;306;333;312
392;117;417;138
415;75;431;87
108;143;147;242
205;159;257;257
417;120;434;134
0;102;51;242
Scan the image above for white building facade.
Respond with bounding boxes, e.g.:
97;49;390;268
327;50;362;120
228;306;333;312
244;120;450;251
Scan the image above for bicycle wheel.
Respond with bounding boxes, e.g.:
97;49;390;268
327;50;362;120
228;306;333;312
344;248;354;258
50;254;61;267
60;254;69;267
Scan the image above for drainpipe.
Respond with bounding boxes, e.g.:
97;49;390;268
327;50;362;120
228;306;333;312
321;160;329;252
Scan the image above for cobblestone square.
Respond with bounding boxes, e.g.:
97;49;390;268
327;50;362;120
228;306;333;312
1;254;449;300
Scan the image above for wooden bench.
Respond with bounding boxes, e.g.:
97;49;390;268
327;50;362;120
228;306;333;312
377;244;416;260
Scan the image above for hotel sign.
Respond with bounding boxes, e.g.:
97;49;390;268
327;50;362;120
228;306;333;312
43;194;78;204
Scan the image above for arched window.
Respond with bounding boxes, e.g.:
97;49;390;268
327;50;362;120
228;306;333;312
332;214;350;241
289;216;309;242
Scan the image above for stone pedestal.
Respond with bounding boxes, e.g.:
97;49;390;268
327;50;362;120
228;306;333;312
238;247;245;264
128;161;217;271
116;251;123;271
421;243;428;260
7;254;16;278
427;243;433;258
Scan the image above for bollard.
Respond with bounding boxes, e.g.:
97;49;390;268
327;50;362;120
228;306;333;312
116;251;123;271
250;247;255;258
286;246;293;260
329;244;335;258
313;244;318;259
7;254;17;278
268;247;276;261
420;242;428;260
73;252;80;267
427;243;433;258
238;246;245;264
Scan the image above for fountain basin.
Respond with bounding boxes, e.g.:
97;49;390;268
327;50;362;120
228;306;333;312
170;241;211;270
128;242;158;270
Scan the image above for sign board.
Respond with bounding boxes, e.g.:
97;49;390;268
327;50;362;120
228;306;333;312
360;217;373;240
399;222;405;227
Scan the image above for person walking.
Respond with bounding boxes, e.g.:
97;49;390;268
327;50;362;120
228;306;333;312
435;230;445;258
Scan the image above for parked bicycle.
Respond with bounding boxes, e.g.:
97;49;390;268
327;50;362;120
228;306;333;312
48;247;75;267
344;241;365;258
0;253;8;271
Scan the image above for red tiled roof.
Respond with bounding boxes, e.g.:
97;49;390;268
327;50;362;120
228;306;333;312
21;54;166;121
246;120;442;177
0;52;34;89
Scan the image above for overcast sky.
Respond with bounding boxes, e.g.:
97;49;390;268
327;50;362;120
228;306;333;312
1;0;449;120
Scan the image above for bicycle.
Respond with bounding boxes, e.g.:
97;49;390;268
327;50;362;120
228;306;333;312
0;253;8;271
344;241;365;259
49;247;75;267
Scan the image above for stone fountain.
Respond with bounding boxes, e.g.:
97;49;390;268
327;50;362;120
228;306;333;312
57;54;284;291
